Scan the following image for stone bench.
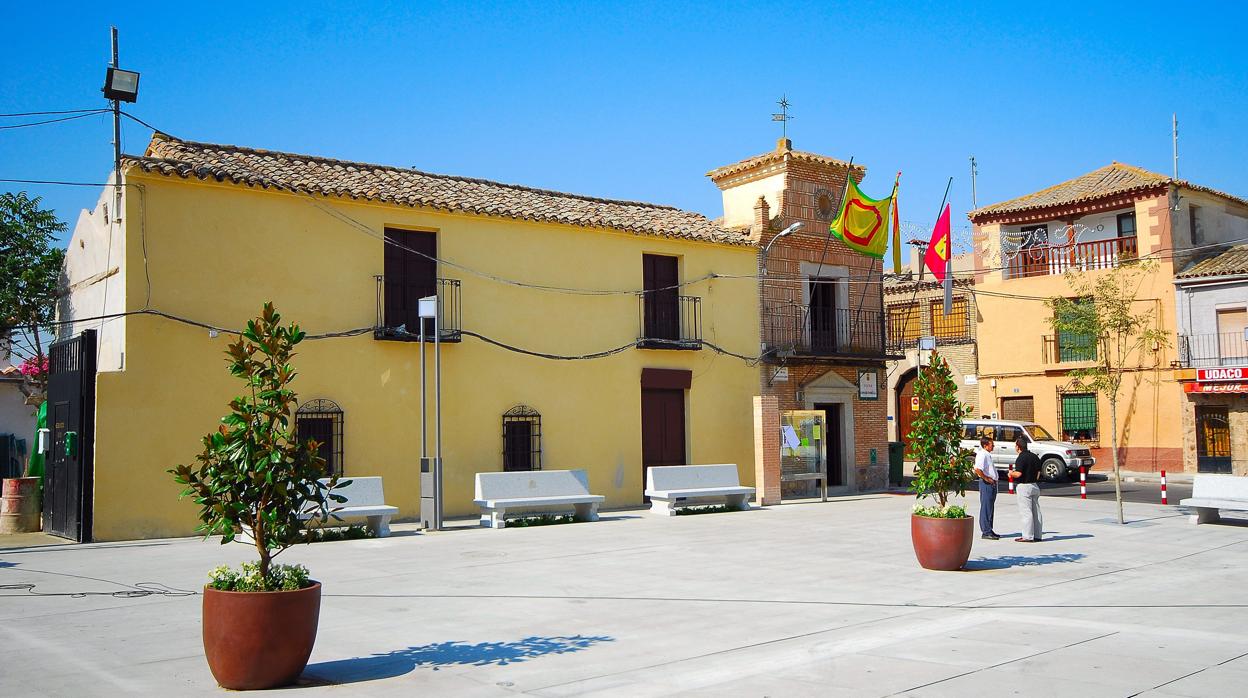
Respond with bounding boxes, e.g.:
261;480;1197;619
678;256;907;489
644;464;755;516
1180;474;1248;524
300;476;399;537
474;469;604;529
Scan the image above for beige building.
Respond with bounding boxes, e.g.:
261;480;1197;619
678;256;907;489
883;253;978;455
971;162;1248;474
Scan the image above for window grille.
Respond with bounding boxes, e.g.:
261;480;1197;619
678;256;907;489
887;303;921;348
296;399;344;476
502;405;542;471
929;297;969;340
1058;392;1098;443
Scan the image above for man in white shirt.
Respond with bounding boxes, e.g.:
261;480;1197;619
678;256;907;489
974;434;1000;540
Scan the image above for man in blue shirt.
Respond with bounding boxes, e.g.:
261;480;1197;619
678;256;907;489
973;434;999;540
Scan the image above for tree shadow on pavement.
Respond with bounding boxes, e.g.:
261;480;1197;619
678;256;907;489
300;635;615;685
964;553;1086;570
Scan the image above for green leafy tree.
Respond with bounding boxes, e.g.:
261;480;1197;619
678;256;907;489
1048;260;1169;524
169;303;345;588
0;192;67;402
908;350;974;513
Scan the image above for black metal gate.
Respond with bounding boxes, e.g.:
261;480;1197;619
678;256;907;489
1196;405;1232;474
43;330;97;542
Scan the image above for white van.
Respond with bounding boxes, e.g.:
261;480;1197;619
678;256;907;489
960;419;1095;482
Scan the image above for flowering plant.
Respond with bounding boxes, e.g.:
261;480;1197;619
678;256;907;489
18;355;48;378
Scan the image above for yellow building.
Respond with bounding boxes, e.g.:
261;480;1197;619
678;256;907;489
970;163;1248;475
58;133;761;541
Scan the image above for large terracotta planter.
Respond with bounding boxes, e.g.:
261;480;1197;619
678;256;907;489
202;581;321;690
911;514;974;571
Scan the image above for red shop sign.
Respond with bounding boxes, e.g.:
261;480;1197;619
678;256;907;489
1185;382;1248;394
1197;367;1248;382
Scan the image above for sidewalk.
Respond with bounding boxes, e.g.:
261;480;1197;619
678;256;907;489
2;492;1246;696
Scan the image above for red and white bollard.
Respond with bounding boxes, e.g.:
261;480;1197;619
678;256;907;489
1080;466;1087;500
1161;469;1168;505
1008;472;1015;494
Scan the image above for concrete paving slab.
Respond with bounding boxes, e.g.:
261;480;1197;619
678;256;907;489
0;493;1244;696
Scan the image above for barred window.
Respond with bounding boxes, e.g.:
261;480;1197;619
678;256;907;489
887;304;921;348
296;399;344;476
930;297;969;340
502;405;542;471
1060;393;1098;442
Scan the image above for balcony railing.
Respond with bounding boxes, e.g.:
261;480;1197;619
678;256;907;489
1007;236;1138;279
1042;334;1099;365
763;303;885;360
637;294;702;349
1179;332;1248;368
374;276;462;342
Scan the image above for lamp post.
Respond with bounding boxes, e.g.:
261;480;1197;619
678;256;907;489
418;294;443;531
760;221;802;274
100;27;139;216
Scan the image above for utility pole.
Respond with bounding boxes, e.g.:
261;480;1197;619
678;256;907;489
1172;113;1179;180
969;155;978;209
111;27;121;214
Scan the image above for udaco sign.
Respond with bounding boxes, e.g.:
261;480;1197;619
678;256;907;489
1197;367;1248;382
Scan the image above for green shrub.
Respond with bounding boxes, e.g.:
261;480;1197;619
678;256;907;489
907;350;975;517
507;514;574;527
208;562;310;592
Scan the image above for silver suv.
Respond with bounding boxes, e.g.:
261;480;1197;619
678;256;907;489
960;419;1095;482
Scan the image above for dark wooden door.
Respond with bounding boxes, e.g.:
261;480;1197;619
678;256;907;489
1001;396;1035;422
1196;405;1232;473
641;388;686;488
384;228;437;335
809;279;838;353
815;402;844;486
897;370;918;458
643;255;680;341
43;330;96;542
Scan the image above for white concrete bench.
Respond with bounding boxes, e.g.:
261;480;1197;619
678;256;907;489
300;476;399;537
644;464;755;516
1180;474;1248;524
474;469;604;529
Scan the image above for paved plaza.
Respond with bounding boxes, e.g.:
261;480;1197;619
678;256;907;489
1;492;1246;697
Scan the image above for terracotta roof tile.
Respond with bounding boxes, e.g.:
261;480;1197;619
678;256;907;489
124;134;752;246
970;162;1248;221
706;141;864;182
1176;243;1248;279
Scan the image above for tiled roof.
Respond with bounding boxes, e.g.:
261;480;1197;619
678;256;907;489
970;162;1248;221
706;140;865;182
1176;243;1248;280
124;133;752;246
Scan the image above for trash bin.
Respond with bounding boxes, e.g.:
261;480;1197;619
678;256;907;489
888;441;905;486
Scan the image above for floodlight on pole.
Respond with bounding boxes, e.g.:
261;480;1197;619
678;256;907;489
102;67;140;102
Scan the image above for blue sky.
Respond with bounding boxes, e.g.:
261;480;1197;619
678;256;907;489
4;1;1246;249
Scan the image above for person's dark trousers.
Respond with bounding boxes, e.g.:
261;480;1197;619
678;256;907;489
978;479;997;535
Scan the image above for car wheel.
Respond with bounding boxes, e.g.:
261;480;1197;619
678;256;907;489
1041;458;1067;482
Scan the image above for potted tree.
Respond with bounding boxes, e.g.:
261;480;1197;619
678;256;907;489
907;350;976;571
170;303;344;690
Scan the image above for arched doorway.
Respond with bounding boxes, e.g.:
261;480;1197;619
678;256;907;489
896;368;919;459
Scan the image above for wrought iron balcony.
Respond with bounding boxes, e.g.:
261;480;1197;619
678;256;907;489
637;294;702;349
1178;332;1248;368
763;303;886;361
1042;334;1099;365
373;276;461;342
1007;236;1138;279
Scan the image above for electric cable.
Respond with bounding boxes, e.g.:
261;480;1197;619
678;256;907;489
0;110;110;130
0;108;110;117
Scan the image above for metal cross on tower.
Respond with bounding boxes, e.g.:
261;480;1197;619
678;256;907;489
772;96;793;139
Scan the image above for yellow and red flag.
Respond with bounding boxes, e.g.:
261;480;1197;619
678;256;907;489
829;175;898;260
924;203;951;282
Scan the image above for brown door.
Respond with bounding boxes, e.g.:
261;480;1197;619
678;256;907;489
384;228;437;335
1001;396;1035;422
641;388;686;488
896;369;918;458
643;255;680;340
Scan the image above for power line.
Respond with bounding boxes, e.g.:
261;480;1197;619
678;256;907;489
0;110;110;131
0;108;106;117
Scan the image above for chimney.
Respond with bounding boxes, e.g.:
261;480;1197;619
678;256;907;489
912;245;924;279
776;137;792;153
752;196;770;241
